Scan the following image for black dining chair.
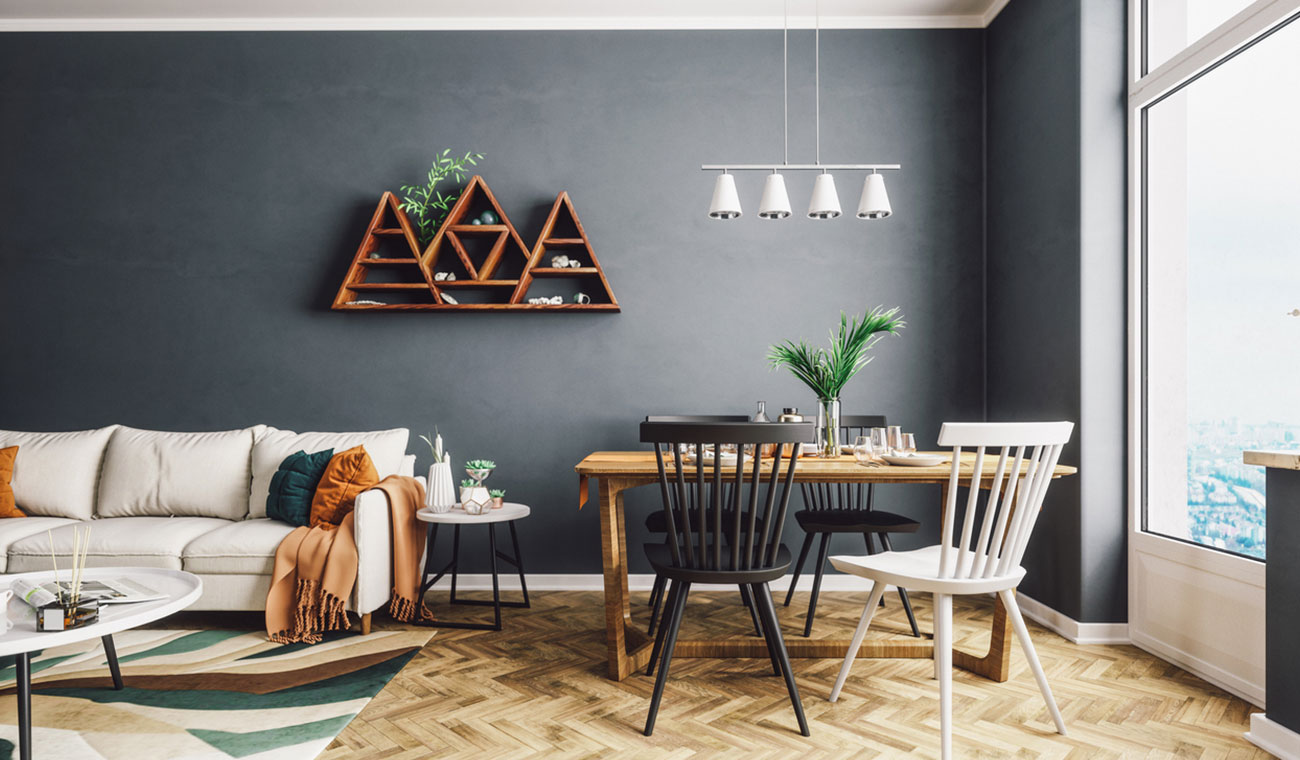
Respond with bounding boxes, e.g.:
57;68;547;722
784;414;922;638
640;420;813;737
642;415;760;638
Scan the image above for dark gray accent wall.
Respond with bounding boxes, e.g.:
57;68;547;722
986;0;1127;622
1265;469;1300;733
0;30;986;575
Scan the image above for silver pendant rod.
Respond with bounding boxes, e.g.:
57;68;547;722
701;164;901;171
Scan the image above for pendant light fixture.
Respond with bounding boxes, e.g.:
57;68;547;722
708;171;742;219
703;0;899;222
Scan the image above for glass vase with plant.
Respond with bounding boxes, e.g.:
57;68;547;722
767;306;905;457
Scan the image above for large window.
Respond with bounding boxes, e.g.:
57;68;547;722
1142;10;1300;560
1129;0;1300;705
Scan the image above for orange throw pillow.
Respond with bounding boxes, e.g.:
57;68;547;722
309;445;378;528
0;446;23;518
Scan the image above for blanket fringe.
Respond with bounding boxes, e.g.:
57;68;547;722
389;587;433;623
270;579;351;644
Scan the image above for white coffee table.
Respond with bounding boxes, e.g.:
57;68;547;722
416;503;530;631
1;567;202;760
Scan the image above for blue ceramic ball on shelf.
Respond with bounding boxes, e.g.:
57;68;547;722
479;210;499;225
470;218;482;226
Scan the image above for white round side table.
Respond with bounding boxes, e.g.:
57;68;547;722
415;503;530;631
0;567;202;760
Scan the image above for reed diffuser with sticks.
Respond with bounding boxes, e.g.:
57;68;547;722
37;527;100;631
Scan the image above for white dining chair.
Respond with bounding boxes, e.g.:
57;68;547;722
827;421;1074;760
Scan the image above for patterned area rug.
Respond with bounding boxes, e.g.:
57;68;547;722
0;628;433;760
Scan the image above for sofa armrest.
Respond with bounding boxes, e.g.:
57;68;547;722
352;474;426;616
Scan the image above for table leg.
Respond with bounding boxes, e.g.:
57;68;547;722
102;635;124;690
16;651;31;760
939;481;1013;683
489;523;502;631
598;477;636;680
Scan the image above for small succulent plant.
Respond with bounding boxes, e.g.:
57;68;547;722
465;459;496;470
489;489;506;498
460;479;478;488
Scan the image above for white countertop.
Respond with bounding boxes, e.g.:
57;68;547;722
1243;450;1300;470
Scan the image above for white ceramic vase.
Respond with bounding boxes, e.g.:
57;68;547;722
426;461;456;513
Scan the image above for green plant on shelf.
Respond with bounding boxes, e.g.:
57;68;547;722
465;459;496;470
460;479;478;489
400;149;484;246
489;489;506;498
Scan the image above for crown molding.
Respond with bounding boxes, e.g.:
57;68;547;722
0;1;1012;32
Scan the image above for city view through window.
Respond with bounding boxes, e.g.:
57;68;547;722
1145;15;1300;562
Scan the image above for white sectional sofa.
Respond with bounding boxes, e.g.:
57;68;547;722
0;425;414;629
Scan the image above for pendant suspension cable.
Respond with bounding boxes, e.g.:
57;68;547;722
783;0;789;166
815;0;820;167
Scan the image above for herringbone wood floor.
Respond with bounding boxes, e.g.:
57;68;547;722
263;589;1263;760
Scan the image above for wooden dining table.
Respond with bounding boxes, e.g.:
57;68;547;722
576;450;1077;682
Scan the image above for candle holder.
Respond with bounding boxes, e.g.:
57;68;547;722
37;598;100;632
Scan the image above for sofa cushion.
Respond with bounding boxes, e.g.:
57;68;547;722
267;449;333;527
0;427;116;520
0;446;21;518
97;427;256;520
311;446;378;527
7;516;231;573
182;518;298;575
0;516;79;573
249;427;408;519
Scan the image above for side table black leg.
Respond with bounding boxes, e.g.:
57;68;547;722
16;651;31;760
508;520;530;608
419;523;440;597
102;635;124;690
450;524;461;604
489;523;502;631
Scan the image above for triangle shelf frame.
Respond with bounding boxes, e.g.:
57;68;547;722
513;191;619;311
331;178;619;311
332;191;438;310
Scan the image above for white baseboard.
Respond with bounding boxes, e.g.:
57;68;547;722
1129;629;1265;707
1247;714;1300;759
441;573;884;593
1013;594;1130;645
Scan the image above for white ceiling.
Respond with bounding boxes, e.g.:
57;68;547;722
0;0;1012;31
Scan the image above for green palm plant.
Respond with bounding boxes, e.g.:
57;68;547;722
768;306;905;455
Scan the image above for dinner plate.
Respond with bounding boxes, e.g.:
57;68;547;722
683;452;751;466
882;454;947;467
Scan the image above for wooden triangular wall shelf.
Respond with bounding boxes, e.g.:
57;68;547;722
333;177;618;312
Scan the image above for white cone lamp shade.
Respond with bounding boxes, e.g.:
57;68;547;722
708;173;743;219
807;173;842;219
857;172;892;219
757;173;792;219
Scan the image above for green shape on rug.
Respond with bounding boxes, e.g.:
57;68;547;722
188;713;356;758
113;630;248;664
40;650;420;710
0;653;79;685
0;737;12;760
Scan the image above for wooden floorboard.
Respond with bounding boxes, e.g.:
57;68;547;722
172;590;1269;759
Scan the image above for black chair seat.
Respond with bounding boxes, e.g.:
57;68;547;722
645;543;792;584
794;508;920;533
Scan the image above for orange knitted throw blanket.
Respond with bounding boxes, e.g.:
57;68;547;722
266;475;428;643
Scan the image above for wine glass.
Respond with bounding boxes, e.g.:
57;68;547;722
870;427;889;457
887;426;903;456
901;433;917;456
853;435;874;466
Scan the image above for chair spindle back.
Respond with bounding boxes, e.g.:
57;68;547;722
641;421;812;572
935;422;1074;580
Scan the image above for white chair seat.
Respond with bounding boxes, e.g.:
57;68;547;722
830;545;1027;596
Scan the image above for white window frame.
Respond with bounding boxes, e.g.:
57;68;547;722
1127;0;1300;706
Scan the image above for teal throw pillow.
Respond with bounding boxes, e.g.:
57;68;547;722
267;448;334;527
